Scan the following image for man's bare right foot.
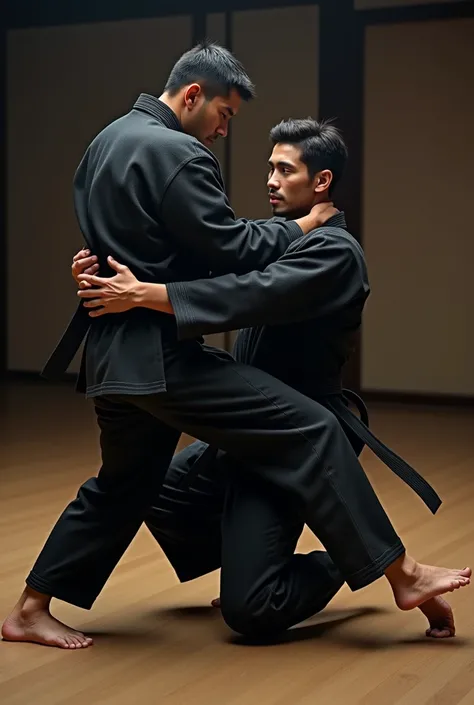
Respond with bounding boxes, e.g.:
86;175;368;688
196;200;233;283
418;596;455;638
2;588;93;649
386;554;471;612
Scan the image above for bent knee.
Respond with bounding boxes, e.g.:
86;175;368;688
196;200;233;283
220;596;285;639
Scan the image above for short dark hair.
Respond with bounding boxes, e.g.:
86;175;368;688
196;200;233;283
164;41;256;102
269;118;348;193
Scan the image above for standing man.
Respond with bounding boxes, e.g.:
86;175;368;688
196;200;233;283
72;118;459;641
2;47;466;651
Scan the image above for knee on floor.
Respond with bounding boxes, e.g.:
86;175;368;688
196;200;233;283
220;593;284;639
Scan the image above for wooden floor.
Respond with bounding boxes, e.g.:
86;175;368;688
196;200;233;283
1;381;474;705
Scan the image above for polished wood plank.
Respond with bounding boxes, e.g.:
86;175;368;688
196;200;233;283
1;381;474;705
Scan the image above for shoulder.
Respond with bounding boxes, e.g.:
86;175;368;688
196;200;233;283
103;112;220;171
142;123;218;167
285;227;367;274
294;227;364;256
323;227;365;260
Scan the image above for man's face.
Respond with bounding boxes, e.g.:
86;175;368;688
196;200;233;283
267;143;322;218
181;85;241;147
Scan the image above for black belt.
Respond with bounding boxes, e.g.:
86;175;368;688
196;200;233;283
325;390;442;515
41;304;90;381
340;389;369;426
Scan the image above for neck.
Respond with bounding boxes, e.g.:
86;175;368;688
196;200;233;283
158;92;182;124
284;196;331;222
282;209;307;221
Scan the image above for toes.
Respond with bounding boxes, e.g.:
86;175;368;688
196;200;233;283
53;631;93;649
69;632;93;648
426;627;454;638
71;630;92;647
458;577;470;586
451;577;469;590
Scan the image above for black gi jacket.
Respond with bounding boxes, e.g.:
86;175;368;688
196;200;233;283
43;94;303;396
166;213;442;514
168;213;367;397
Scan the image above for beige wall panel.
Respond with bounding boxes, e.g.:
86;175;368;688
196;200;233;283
362;18;474;395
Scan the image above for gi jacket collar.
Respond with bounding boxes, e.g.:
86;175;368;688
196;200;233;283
133;93;183;132
325;211;347;229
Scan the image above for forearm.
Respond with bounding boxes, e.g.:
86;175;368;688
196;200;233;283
167;272;299;338
165;237;364;339
134;282;174;314
162;158;305;275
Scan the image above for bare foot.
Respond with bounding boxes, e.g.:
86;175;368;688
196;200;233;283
386;555;471;611
418;596;455;638
2;588;93;650
211;597;221;608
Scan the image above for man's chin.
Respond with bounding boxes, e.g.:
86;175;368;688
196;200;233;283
273;205;310;220
271;204;289;217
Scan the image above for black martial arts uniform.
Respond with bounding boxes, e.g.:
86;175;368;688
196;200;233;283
142;213;438;637
33;95;441;612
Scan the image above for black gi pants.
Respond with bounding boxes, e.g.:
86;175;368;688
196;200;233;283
27;342;404;609
145;440;345;638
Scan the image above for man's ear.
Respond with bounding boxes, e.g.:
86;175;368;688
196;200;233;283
183;84;202;110
314;169;333;193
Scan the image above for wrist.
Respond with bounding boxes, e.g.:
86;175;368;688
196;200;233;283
132;281;172;313
308;209;323;230
131;280;148;306
294;213;314;235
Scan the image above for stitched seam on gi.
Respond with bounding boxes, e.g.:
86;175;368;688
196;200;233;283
85;381;167;398
348;543;405;584
86;381;167;393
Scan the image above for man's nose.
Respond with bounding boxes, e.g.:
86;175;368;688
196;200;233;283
267;175;279;190
217;123;228;138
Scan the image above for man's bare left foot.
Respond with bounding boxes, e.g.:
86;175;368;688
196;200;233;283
418;596;455;638
2;588;93;649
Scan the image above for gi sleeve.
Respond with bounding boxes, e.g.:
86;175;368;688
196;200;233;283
167;232;369;339
160;156;303;275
